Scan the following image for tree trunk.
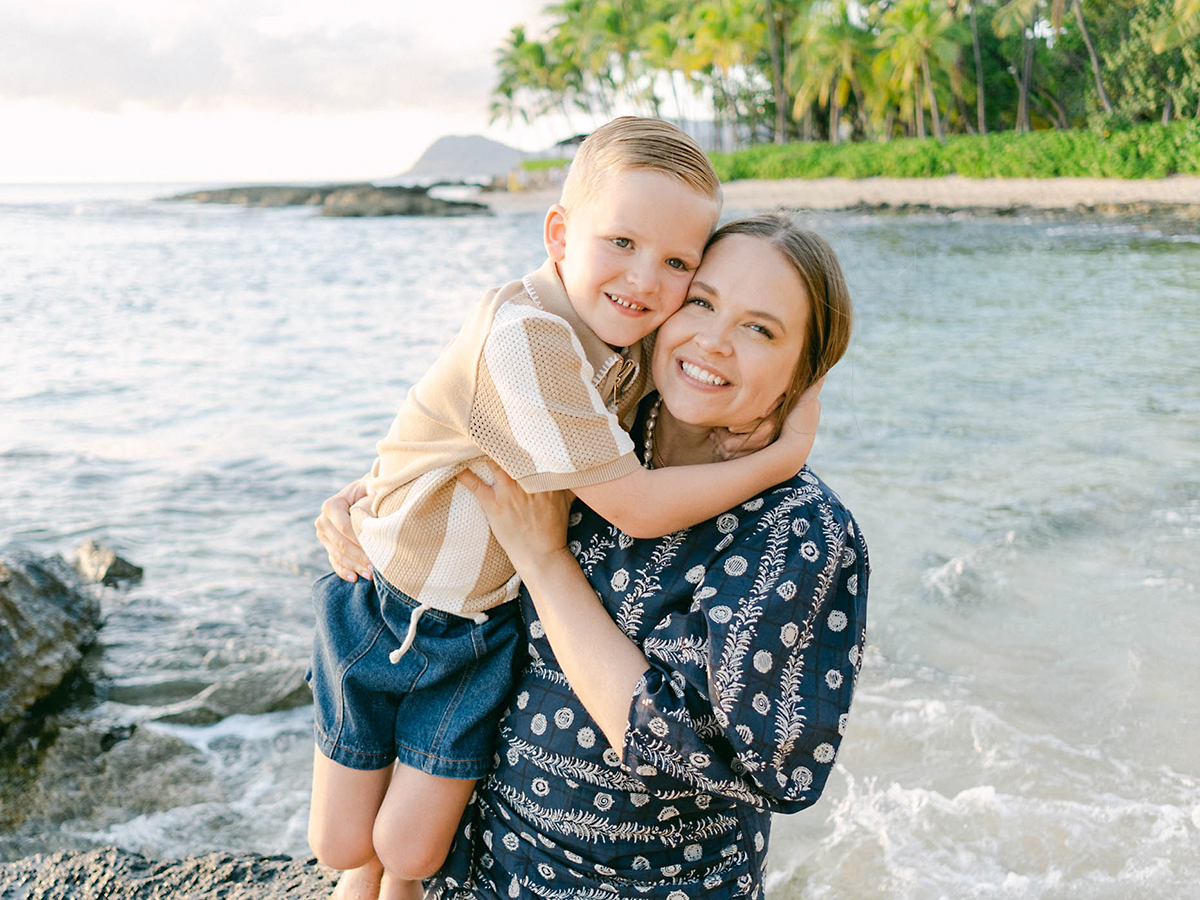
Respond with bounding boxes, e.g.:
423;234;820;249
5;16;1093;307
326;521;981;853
922;56;945;142
958;94;977;134
970;3;987;134
1162;95;1173;124
1074;0;1113;114
1017;30;1034;133
1036;88;1075;130
763;0;789;144
850;73;875;140
830;78;841;145
914;79;926;138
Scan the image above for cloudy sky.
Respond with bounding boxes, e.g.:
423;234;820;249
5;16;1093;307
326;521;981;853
0;0;573;183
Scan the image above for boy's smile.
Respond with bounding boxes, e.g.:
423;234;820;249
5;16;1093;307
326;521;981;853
544;169;718;349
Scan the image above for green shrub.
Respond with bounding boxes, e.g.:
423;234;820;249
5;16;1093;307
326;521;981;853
521;158;570;172
708;122;1200;181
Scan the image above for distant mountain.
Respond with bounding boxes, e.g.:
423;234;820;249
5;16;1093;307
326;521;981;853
398;135;528;183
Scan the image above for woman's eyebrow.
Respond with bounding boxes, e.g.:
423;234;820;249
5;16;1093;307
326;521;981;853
748;309;789;332
690;280;718;295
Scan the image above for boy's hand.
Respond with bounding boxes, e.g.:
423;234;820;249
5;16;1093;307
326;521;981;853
314;479;374;582
709;417;778;461
773;377;824;470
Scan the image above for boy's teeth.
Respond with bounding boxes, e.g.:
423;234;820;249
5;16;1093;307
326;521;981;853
681;361;729;385
609;294;645;311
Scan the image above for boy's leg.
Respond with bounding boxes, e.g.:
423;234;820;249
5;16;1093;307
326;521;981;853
308;746;393;872
371;763;477;882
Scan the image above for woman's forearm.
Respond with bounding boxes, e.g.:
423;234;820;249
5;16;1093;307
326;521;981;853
520;548;649;752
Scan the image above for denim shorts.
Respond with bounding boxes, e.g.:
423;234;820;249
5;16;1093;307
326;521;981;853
306;572;522;780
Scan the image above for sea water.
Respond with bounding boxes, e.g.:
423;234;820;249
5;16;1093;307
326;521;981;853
1;184;1197;898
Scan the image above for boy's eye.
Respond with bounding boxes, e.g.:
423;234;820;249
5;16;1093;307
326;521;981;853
612;237;631;249
667;258;689;271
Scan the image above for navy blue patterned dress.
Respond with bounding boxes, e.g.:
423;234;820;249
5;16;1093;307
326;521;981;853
427;463;869;900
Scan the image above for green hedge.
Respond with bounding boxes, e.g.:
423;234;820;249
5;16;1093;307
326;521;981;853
708;121;1200;181
520;158;571;172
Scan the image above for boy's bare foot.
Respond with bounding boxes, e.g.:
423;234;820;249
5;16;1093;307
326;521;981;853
331;861;383;900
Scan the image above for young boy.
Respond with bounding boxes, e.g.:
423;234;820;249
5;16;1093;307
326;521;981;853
306;118;816;900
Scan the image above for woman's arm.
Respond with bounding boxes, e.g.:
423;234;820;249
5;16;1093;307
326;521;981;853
314;478;374;581
455;466;650;752
464;461;870;814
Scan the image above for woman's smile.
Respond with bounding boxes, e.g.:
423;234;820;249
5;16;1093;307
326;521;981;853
677;358;731;387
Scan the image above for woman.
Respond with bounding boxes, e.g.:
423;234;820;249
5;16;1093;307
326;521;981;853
317;215;869;900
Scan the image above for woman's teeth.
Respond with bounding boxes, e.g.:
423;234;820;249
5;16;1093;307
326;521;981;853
681;361;729;385
608;294;646;311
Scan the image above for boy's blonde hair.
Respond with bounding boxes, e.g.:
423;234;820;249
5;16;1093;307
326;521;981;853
559;117;722;213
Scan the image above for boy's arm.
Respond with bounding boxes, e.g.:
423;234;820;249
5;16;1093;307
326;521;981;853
573;397;820;539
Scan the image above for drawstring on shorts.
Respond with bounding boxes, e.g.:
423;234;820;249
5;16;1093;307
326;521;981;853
389;603;491;664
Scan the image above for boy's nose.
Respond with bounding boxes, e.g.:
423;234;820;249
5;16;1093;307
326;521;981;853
628;260;660;294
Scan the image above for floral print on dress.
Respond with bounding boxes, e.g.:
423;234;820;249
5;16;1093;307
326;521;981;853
428;465;868;900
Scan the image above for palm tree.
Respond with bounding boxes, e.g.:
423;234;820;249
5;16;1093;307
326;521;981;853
993;0;1039;132
877;0;964;141
1068;0;1114;114
1153;0;1200;51
688;0;768;148
790;2;875;143
491;25;556;125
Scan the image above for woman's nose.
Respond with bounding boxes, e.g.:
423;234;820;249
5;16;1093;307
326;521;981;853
695;325;732;355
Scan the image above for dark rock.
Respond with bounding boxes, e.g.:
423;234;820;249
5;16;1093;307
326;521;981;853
320;184;488;217
0;554;101;729
149;661;311;726
73;542;142;586
0;847;337;899
163;185;340;207
164;182;489;217
0;719;213;846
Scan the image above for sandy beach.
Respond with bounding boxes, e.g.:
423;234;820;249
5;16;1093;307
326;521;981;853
485;174;1200;216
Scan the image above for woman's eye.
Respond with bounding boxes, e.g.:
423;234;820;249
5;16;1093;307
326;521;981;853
686;297;712;309
612;237;631;249
749;323;774;339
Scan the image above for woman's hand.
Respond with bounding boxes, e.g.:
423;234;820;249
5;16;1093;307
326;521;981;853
314;479;374;581
456;463;574;578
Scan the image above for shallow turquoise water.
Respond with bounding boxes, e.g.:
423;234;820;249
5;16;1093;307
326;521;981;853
1;184;1197;898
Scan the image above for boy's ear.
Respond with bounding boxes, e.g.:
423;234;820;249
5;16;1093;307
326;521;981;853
544;204;568;261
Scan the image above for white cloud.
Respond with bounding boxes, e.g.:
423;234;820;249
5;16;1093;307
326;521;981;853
0;0;545;114
0;0;568;183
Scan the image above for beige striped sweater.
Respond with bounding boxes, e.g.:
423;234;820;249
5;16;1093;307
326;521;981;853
350;258;653;616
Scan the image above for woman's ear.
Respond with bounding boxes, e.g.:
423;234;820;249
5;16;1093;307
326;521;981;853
544;205;568;261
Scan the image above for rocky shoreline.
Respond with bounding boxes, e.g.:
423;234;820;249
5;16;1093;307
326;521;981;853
165;182;490;217
0;847;336;899
1;547;314;867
